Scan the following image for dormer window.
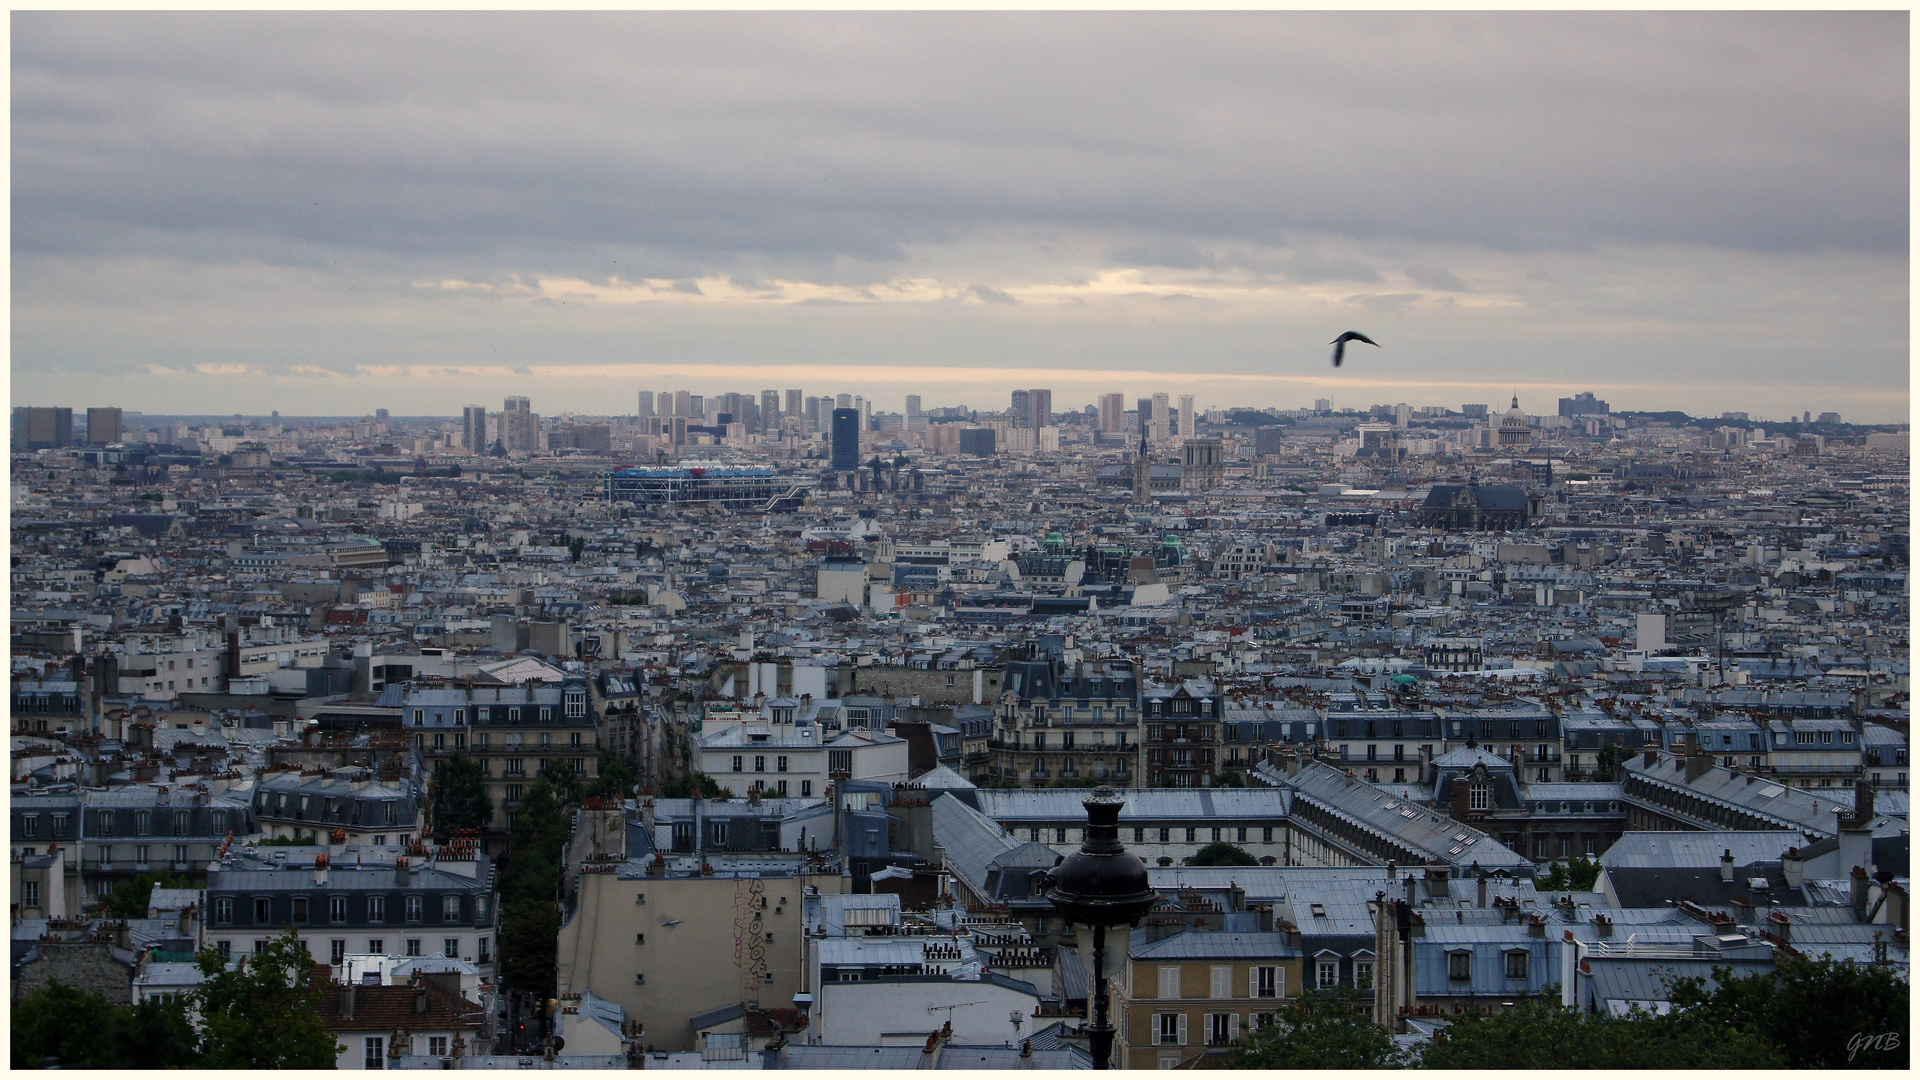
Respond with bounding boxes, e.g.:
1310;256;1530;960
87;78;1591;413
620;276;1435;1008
1470;783;1491;811
564;690;587;718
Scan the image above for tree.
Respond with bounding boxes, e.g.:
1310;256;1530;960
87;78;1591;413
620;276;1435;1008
1420;996;1783;1069
587;753;635;800
430;754;494;841
662;771;730;800
101;867;182;919
1594;742;1624;782
510;779;571;855
12;977;122;1067
1667;954;1909;1069
568;536;585;562
1536;854;1600;892
1050;775;1101;788
1214;770;1247;787
191;928;343;1068
110;996;203;1068
499;896;560;997
1226;990;1407;1069
538;760;584;809
1190;841;1260;867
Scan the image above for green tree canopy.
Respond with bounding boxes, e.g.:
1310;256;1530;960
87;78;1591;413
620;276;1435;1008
1213;770;1247;787
1419;996;1784;1069
1190;841;1260;867
1536;855;1600;892
587;752;636;800
12;977;124;1068
1667;954;1909;1069
430;754;494;841
100;867;183;919
1226;990;1406;1069
191;928;343;1068
662;771;730;800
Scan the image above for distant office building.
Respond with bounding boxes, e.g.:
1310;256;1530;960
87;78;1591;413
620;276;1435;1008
1254;426;1287;456
14;407;73;451
1314;398;1333;414
1028;389;1052;431
785;388;803;419
673;390;691;418
830;408;862;471
86;407;123;446
502;396;535;453
375;408;389;422
1099;393;1126;433
958;428;996;456
1150;392;1170;443
637;391;655;418
804;396;823;433
1558;392;1610;418
1393;403;1412;428
836;393;852;410
462;405;487;453
1009;389;1030;429
1177;394;1194;436
1462;403;1490;420
761;390;781;433
905;395;926;433
1817;412;1843;425
605;464;807;511
1137;397;1154;436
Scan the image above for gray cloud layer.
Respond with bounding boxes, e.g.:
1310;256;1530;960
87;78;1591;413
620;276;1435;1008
15;12;1907;279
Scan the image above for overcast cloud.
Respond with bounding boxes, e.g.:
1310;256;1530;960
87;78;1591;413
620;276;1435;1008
11;12;1909;420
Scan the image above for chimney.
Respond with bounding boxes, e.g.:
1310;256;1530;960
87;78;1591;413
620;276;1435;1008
1527;912;1546;937
396;855;410;885
1642;748;1659;769
413;981;430;1016
1850;778;1876;828
339;982;356;1020
1476;867;1488;909
1851;865;1871;921
1593;912;1613;938
1018;1038;1034;1070
1719;850;1735;883
1404;874;1417;907
314;852;330;886
1685;750;1713;783
1732;896;1755;925
1766;910;1791;943
1425;865;1450;901
1782;847;1805;889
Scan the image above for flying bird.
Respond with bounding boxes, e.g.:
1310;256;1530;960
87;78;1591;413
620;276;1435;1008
1329;331;1380;368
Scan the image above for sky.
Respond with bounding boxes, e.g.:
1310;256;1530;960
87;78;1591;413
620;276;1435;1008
10;12;1911;422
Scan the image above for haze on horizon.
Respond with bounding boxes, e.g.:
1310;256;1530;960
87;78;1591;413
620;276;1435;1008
11;12;1911;423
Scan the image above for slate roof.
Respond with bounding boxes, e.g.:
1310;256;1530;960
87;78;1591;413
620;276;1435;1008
316;976;485;1033
1601;831;1808;868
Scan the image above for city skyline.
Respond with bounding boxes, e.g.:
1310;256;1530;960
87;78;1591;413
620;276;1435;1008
11;12;1910;423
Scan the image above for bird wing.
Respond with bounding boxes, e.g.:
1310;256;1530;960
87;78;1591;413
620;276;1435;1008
1331;340;1346;368
1349;331;1381;348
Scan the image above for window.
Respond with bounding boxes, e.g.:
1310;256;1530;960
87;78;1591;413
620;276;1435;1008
368;896;386;923
216;940;231;957
571;732;582;749
1504;950;1529;980
98;846;112;869
777;780;789;796
1254;966;1278;999
1354;960;1374;990
174;845;189;863
365;1036;385;1070
1317;960;1338;989
21;815;38;839
405;895;423;922
330;895;348;923
506;758;525;777
1209;965;1232;999
253;897;272;924
1134;828;1145;843
367;939;384;955
777;756;788;772
755;755;766;773
800;781;813;798
1158;965;1182;999
23;881;40;909
1470;784;1490;811
1156;1014;1185;1046
51;814;67;838
214;898;233;925
429;1035;449;1057
406;939;423;957
292;896;309;923
732;755;744;773
1159;828;1171;843
254;939;270;955
134;845;150;865
1207;1013;1234;1046
1448;951;1472;980
478;937;490;963
330;939;346;964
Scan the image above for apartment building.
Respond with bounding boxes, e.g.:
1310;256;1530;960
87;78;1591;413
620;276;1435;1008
1114;930;1302;1069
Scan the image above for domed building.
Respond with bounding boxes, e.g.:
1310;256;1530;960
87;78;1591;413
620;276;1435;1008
1496;395;1533;450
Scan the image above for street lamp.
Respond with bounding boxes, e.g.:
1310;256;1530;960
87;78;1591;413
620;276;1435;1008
1041;787;1161;1070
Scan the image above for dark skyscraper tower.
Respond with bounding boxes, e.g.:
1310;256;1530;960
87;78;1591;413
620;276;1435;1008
830;407;861;471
